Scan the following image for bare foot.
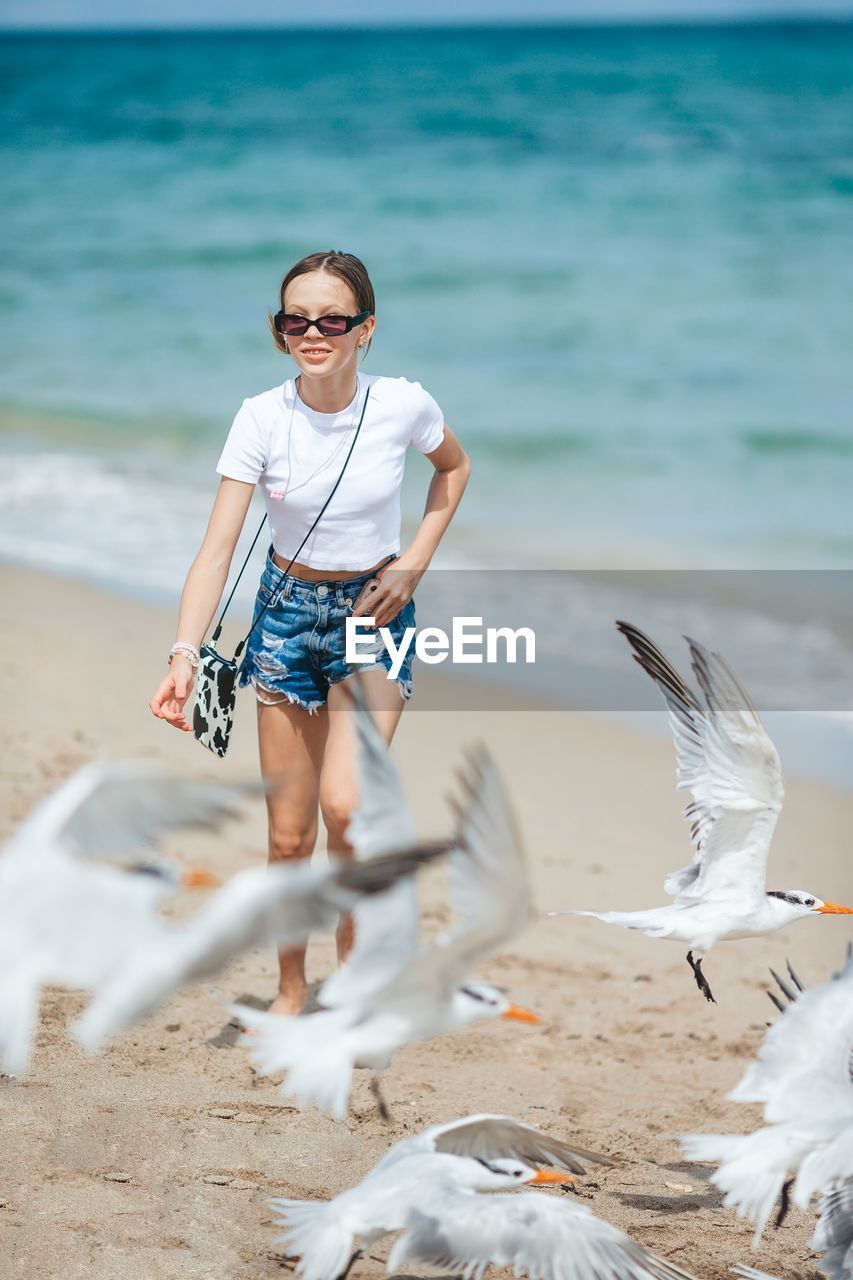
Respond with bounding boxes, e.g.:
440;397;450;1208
266;986;308;1018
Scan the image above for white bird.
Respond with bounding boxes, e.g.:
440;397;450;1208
0;763;239;1074
682;946;853;1249
233;699;538;1121
549;621;852;1004
1;762;446;1073
270;1116;699;1280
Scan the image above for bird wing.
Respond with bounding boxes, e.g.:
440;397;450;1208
374;1114;609;1177
318;685;424;1009
343;679;417;859
810;1175;853;1280
74;844;448;1049
441;747;533;972
796;1115;853;1211
729;946;853;1112
375;747;533;1008
430;1114;609;1173
616;622;784;905
390;1190;702;1280
5;763;258;863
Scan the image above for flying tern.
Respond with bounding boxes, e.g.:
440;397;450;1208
233;696;538;1120
1;762;446;1073
270;1115;698;1280
0;763;240;1075
550;622;852;1003
682;945;853;1249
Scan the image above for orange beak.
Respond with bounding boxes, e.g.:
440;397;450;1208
531;1168;574;1185
817;901;853;914
181;866;221;889
500;1003;541;1025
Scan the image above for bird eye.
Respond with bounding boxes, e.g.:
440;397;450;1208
513;1170;521;1177
129;861;168;880
805;897;815;907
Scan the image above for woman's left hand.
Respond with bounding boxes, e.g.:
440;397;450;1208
349;425;469;631
350;556;424;630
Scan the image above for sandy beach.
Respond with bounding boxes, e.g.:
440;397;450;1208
1;562;851;1280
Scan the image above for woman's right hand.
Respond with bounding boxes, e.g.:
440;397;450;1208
150;656;195;732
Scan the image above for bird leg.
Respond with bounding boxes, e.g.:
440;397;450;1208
336;1249;363;1280
774;1178;794;1228
370;1075;391;1122
686;951;716;1004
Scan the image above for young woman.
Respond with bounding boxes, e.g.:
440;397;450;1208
149;250;470;1015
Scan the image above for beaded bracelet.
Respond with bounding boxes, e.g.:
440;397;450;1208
168;643;200;670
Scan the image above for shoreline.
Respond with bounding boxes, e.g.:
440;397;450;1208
4;558;851;789
2;560;853;1278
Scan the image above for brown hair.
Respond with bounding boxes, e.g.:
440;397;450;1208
268;250;376;358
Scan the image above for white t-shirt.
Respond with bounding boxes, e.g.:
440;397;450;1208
216;372;446;571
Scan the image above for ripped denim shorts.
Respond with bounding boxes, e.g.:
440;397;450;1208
237;547;415;714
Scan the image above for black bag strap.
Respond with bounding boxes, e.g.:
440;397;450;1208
211;384;371;661
210;514;268;644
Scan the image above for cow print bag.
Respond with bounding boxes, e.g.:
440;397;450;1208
192;384;370;759
192;645;239;758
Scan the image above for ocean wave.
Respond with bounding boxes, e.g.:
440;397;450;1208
740;428;853;457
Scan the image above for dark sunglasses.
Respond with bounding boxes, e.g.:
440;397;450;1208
273;310;371;338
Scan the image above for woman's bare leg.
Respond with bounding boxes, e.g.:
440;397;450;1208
257;696;329;1015
321;670;407;962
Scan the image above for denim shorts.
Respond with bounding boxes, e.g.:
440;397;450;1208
238;548;415;713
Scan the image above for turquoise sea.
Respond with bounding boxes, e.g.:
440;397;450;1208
2;23;852;773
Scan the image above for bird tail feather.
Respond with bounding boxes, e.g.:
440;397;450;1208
681;1130;792;1245
268;1198;353;1280
548;908;675;937
230;1004;355;1120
